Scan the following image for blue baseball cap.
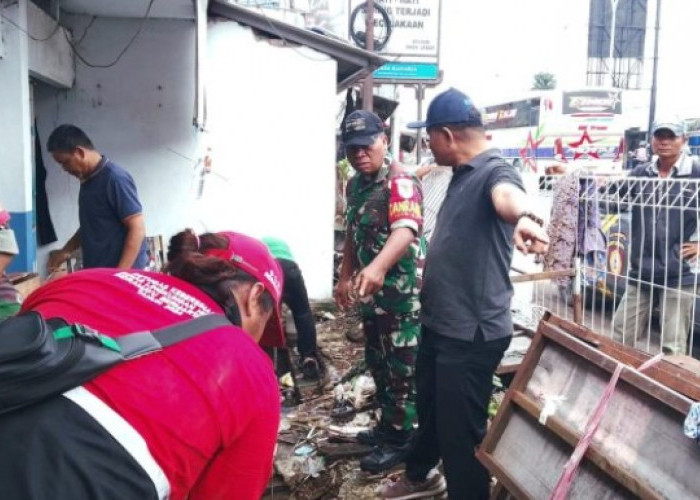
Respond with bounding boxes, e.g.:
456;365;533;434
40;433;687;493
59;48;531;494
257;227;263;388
407;88;483;130
342;110;385;146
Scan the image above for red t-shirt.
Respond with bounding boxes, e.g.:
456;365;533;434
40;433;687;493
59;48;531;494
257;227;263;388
21;269;280;500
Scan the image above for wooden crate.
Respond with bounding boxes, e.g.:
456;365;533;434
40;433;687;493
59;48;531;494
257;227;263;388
8;272;41;300
478;313;700;499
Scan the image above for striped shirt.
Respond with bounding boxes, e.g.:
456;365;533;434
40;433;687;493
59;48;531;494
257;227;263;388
0;229;20;304
421;166;452;242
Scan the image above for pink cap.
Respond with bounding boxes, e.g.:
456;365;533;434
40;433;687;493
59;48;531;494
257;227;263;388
204;231;285;347
0;210;10;228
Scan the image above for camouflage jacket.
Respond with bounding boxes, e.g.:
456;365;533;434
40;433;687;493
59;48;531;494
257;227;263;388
345;162;423;314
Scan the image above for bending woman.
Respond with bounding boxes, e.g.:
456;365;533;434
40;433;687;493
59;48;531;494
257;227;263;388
0;230;284;500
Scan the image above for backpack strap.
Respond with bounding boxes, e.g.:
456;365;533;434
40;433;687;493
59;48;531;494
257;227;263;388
114;314;232;360
152;314;232;347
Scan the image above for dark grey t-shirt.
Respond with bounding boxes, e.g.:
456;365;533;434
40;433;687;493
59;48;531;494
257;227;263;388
420;149;525;342
78;157;148;269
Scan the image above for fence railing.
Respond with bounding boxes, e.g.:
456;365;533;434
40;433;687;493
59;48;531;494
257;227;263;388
512;171;700;358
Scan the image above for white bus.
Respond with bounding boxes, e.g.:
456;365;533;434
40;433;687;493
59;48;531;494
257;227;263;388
482;88;645;174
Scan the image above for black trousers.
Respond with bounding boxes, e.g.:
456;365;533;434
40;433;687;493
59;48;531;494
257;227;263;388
278;259;317;358
405;326;510;499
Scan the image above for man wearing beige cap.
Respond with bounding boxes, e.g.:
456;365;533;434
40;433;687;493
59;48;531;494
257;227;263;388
612;118;700;355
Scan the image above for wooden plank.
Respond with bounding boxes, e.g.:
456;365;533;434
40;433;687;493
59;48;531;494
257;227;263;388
510;269;575;284
480;322;548;455
317;442;373;462
511;390;661;499
665;355;700;376
487;407;634;499
479;313;700;499
7;272;36;285
490;481;515;500
522;333;700;498
8;272;40;299
547;314;700;402
477;451;530;500
539;321;692;415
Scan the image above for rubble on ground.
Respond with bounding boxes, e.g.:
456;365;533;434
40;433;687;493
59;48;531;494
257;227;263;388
264;309;486;499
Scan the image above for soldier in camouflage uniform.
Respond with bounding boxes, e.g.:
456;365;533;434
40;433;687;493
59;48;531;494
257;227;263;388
336;110;423;473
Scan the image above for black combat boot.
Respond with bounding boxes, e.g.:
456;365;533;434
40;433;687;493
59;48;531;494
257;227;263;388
359;441;412;473
359;427;412;473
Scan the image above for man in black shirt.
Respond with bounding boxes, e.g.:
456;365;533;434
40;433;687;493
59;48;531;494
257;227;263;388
379;88;549;500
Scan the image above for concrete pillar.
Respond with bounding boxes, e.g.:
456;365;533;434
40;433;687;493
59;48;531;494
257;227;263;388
0;0;35;271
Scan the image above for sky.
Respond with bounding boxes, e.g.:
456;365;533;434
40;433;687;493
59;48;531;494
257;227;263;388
433;0;590;104
416;0;700;121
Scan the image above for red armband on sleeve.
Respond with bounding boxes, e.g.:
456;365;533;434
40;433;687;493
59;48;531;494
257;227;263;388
388;175;422;233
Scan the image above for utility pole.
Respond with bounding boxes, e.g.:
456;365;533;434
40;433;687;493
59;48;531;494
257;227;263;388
647;0;662;137
415;84;425;164
390;84;400;160
362;1;375;112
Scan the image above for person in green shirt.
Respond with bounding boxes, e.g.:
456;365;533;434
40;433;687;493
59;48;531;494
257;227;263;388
262;237;324;380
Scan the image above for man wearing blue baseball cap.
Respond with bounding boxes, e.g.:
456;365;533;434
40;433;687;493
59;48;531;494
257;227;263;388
378;88;549;499
611;117;700;356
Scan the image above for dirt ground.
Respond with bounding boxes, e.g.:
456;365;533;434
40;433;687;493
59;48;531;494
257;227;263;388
263;309;447;500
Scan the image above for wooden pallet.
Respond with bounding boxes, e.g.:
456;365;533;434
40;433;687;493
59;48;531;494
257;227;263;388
478;312;700;499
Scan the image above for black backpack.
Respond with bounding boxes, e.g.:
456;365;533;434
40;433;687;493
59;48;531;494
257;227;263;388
0;311;231;415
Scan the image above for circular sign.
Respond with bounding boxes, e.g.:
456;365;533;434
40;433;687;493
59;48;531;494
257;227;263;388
349;2;392;52
607;237;626;276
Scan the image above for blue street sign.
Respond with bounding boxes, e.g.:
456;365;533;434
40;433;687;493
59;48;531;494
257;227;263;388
374;62;439;81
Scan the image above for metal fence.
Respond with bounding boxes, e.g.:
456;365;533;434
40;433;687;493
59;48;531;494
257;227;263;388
512;170;700;358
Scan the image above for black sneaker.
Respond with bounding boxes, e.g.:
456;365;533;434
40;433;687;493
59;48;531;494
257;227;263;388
360;442;411;473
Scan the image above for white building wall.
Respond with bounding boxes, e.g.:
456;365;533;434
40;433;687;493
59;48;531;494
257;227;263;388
204;19;337;299
34;16;199;277
34;15;336;299
0;1;33;213
0;0;35;271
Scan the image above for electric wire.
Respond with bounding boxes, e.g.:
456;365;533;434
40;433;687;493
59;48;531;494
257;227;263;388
62;0;156;69
75;15;96;45
0;0;154;69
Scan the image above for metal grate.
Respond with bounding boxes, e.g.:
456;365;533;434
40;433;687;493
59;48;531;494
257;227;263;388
514;169;700;358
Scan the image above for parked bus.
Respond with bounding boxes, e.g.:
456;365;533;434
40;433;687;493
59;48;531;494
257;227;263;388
482;88;647;173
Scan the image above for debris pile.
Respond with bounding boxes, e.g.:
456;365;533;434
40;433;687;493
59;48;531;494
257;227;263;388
266;308;502;499
265;309;397;499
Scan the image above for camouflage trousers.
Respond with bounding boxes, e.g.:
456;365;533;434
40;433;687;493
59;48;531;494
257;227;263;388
361;310;420;432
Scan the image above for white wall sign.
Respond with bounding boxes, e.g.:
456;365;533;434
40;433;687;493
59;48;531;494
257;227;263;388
348;0;440;64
